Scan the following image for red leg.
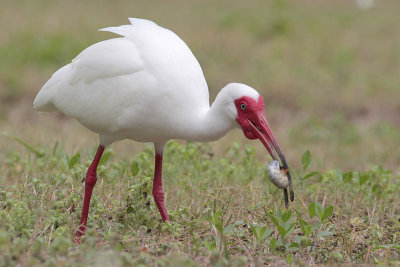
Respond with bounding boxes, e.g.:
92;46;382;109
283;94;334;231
152;153;170;222
75;145;105;244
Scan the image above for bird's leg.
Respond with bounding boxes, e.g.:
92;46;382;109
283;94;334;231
152;153;170;222
75;145;105;244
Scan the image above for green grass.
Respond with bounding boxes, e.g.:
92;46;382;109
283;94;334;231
1;140;399;266
1;0;400;265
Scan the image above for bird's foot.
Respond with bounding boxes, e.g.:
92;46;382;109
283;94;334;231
155;200;170;222
74;236;82;245
74;225;86;245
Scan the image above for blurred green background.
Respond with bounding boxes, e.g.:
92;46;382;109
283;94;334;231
1;0;399;171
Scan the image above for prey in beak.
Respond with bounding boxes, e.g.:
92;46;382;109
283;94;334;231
235;95;294;208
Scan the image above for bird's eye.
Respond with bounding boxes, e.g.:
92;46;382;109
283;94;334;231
240;104;246;110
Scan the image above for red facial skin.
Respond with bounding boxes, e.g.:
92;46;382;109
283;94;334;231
234;95;280;159
235;96;265;140
235;95;294;204
235;95;265;140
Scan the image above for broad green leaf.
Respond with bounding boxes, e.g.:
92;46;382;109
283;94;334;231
296;210;311;235
211;211;224;234
212;211;222;224
315;203;324;221
304;225;311;236
270;237;276;250
268;214;280;228
208;242;216;251
214;222;223;234
99;150;112;166
258;226;267;240
277;226;287;239
298;217;306;233
359;173;369;186
301;150;311;171
250;225;271;242
285;223;295;238
308;202;316;219
372;184;382;196
298;215;310;235
204;239;217;251
249;224;258;239
343;171;353;183
261;228;274;240
321;206;334;221
130;161;139;176
68;153;80;169
281;210;292;222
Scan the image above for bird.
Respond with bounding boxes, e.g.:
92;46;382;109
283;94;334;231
33;18;294;243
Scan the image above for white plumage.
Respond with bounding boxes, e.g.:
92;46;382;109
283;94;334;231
34;18;259;147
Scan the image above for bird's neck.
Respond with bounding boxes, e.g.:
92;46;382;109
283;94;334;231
186;92;238;142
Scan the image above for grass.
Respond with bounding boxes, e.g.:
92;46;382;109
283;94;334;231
0;140;399;266
1;0;400;265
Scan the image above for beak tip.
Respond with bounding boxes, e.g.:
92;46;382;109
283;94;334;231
284;189;289;208
287;172;295;202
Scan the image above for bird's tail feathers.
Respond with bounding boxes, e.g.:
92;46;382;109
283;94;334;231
33;64;70;112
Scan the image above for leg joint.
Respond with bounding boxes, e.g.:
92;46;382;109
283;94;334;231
85;174;97;188
152;188;165;202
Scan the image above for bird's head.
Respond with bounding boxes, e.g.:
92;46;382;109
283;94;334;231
221;83;294;204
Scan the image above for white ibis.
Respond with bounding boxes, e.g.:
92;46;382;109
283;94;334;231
33;18;294;243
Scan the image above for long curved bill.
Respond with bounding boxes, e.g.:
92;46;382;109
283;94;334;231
248;113;294;207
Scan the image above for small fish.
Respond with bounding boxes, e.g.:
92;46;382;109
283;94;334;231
267;160;289;189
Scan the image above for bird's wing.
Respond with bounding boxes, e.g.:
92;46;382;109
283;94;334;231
33;37;145;112
69;19;160;83
99;18;210;109
69;38;144;84
34;18;211;138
